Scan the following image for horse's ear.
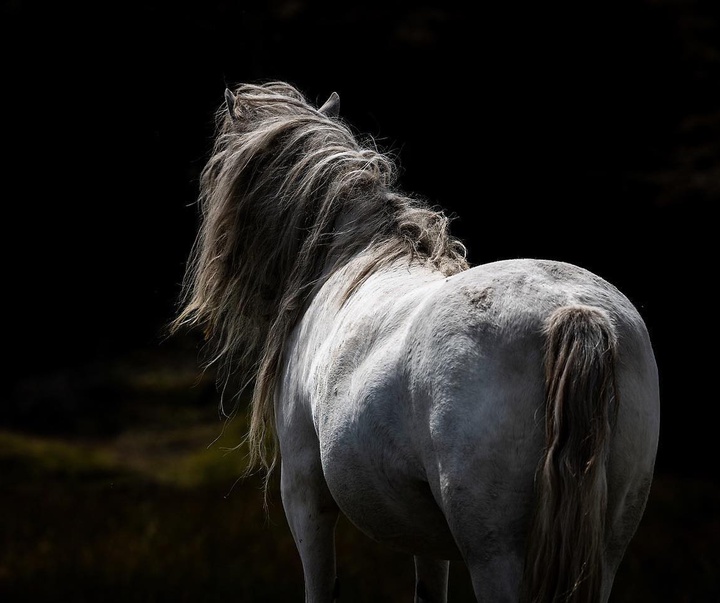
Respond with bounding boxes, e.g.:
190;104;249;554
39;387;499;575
224;88;238;119
318;92;340;118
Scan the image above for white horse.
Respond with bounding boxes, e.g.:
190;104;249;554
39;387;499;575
172;81;660;602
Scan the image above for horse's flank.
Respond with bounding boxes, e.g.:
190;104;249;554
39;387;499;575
170;81;468;474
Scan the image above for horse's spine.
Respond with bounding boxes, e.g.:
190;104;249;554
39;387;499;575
522;305;618;603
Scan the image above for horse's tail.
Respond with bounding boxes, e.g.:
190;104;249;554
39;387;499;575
522;305;619;603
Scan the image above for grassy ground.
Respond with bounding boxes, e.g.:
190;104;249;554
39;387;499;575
2;347;718;602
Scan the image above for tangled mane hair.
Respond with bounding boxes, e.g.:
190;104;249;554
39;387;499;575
171;81;468;478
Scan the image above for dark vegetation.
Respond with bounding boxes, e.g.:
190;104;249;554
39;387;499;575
2;339;718;601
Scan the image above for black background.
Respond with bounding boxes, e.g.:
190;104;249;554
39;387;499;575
5;0;717;474
2;0;718;593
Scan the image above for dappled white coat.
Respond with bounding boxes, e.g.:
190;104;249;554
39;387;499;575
276;255;659;602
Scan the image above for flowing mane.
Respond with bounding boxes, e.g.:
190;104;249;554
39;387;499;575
171;81;468;473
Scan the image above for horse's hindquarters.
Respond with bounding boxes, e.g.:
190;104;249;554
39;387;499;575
400;260;660;600
289;257;659;599
319;398;463;560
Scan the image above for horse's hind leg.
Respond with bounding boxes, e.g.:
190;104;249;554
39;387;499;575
414;556;449;603
280;440;340;602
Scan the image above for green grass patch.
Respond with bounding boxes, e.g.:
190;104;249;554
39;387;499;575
2;342;717;602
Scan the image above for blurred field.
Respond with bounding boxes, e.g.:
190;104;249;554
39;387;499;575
2;345;718;602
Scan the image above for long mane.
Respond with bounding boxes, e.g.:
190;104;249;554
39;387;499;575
171;81;468;475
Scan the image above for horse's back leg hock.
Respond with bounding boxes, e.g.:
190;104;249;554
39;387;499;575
281;453;340;602
466;553;523;603
414;556;449;603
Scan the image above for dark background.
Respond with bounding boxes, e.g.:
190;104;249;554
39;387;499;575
2;0;718;601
